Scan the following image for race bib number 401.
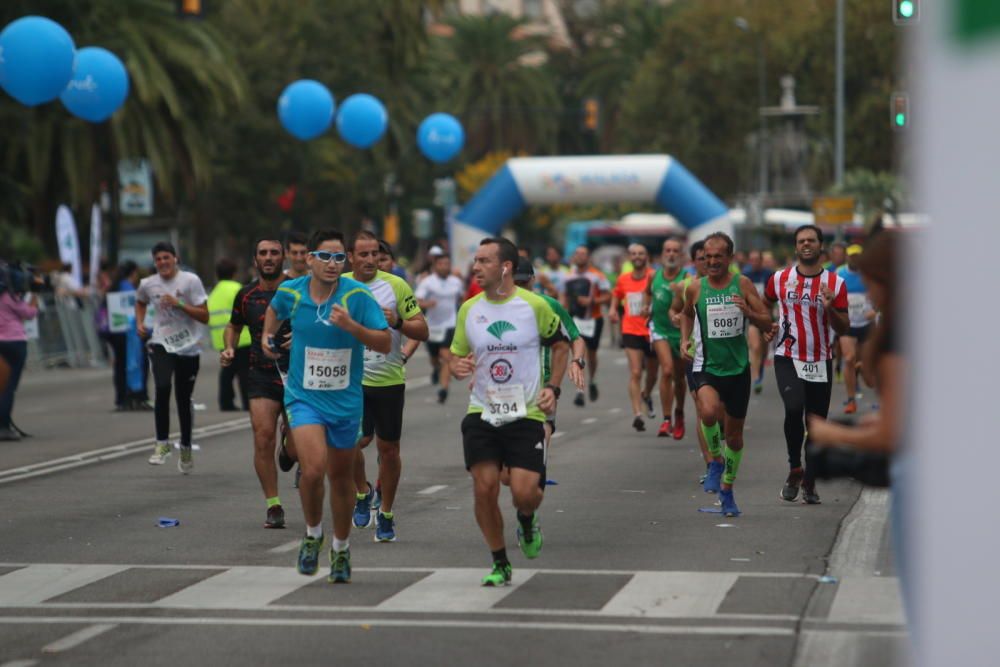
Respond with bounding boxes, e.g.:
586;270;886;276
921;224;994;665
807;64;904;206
304;347;351;390
793;358;828;383
482;383;527;426
706;302;744;338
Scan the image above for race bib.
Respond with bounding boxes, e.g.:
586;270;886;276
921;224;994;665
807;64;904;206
303;347;351;390
706;302;744;338
793;358;828;383
573;316;596;338
428;325;447;343
847;293;869;323
626;292;645;317
482;383;527;426
159;320;198;353
363;347;387;366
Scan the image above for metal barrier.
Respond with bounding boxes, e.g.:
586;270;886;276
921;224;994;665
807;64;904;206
26;293;108;370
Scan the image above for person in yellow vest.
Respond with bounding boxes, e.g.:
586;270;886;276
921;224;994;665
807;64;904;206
209;258;250;411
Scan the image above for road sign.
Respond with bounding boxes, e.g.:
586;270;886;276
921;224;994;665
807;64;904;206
812;196;856;225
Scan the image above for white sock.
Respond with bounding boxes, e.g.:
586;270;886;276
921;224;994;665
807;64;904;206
306;524;323;539
332;537;349;552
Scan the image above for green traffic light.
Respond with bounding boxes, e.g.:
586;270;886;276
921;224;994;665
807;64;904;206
899;1;914;19
895;112;907;127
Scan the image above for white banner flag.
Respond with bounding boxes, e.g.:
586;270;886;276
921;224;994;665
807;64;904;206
55;205;82;287
90;204;102;290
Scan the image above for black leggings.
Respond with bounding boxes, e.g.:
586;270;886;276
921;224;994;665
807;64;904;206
150;345;200;446
774;356;833;482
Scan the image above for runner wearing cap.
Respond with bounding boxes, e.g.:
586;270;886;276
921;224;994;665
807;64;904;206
837;244;876;414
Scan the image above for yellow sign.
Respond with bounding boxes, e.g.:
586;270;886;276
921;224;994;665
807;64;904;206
812;196;855;225
383;213;399;246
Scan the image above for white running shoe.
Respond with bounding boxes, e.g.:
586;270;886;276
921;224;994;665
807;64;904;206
178;446;194;474
148;442;171;465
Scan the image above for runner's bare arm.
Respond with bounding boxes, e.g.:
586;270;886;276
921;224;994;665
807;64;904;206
135;300;148;338
399;312;429;342
261;305;282;360
220;323;242;366
330;304;391;353
450;353;475;380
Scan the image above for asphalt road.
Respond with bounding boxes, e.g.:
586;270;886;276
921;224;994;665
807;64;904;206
0;347;906;667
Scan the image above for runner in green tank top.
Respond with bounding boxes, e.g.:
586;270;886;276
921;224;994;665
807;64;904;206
646;237;690;439
680;233;772;518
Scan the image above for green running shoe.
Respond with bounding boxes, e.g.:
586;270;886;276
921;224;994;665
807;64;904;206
481;561;512;587
296;535;324;575
178;446;194;475
516;514;543;559
327;548;351;583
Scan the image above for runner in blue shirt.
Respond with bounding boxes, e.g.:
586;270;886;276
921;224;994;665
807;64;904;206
263;229;389;583
742;250;774;394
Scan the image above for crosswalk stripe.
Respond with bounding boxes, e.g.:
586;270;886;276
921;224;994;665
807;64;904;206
42;624;117;653
154;567;314;609
601;572;739;618
827;576;905;625
376;569;536;612
0;565;127;606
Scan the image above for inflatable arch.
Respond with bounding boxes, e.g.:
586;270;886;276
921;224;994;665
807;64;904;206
450;154;730;270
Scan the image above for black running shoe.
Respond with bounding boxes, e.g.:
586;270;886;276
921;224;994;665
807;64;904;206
277;431;295;473
781;468;803;502
801;481;821;505
437;388;448;404
573;392;585;407
632;416;645;432
265;505;286;529
589;383;599;402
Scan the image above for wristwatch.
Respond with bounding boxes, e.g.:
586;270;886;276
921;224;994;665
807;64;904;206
544;383;561;399
392;316;404;330
572;357;586;369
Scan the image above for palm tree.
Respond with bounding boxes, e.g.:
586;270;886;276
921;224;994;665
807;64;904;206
430;14;561;156
0;0;246;249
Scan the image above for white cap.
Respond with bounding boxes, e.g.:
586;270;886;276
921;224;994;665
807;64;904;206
428;246;445;257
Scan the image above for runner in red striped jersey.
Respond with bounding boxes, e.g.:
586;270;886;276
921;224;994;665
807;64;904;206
764;225;849;505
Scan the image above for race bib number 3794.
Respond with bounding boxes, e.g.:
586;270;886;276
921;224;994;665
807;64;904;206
482;383;527;426
304;347;351;390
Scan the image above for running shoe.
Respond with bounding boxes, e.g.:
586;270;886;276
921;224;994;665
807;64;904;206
296;535;324;575
573;392;585;407
781;468;804;502
277;431;294;472
672;416;685;440
703;460;724;493
327;548;351;583
844;399;857;415
148;442;171;465
642;393;655;419
589;383;599;402
753;378;763;395
632;416;645;432
802;482;821;505
719;489;741;517
431;368;440;385
374;511;396;542
372;481;383;512
481;561;513;587
265;505;285;529
657;420;672;438
178;446;194;474
353;483;375;528
437;388;448;404
516;514;543;559
699;464;709;484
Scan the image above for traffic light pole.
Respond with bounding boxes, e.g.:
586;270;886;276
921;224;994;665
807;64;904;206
835;0;845;188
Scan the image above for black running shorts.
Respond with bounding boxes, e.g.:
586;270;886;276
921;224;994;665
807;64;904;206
461;413;546;476
580;317;604;351
426;328;456;357
690;368;752;419
622;333;656;358
361;384;406;441
247;368;284;403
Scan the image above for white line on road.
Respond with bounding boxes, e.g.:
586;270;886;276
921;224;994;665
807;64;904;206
0;614;797;637
582;417;598;425
0;660;40;667
0;565;128;607
41;624;117;653
268;540;301;554
551;431;566;439
417;485;448;495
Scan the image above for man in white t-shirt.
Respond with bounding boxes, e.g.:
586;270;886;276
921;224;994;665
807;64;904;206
135;241;209;474
415;252;464;404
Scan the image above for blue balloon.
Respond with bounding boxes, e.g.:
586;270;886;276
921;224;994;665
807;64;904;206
417;113;465;163
0;16;76;106
277;80;335;141
336;94;388;149
59;47;129;122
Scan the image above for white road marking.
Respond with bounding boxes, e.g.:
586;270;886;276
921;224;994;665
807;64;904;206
551;431;566;439
828;488;890;577
41;623;117;653
268;540;301;554
608;407;623;414
0;660;39;667
582;417;598;424
417;485;448;495
828;577;905;625
0;565;127;606
0;614;797;636
602;572;739;618
155;567;314;609
377;569;535;612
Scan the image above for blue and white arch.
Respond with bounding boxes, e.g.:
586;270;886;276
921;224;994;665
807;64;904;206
450;154;731;270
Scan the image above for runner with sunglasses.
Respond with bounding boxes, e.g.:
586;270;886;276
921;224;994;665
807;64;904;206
263;230;390;583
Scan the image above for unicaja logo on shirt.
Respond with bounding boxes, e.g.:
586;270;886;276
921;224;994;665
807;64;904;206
487;320;517;341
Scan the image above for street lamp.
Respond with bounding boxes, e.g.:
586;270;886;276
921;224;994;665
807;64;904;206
735;17;768;211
